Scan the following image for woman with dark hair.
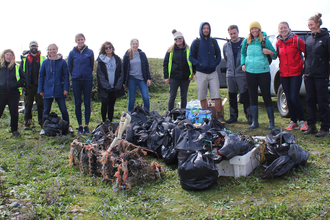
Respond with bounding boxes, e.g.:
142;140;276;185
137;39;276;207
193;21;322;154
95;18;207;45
96;42;124;122
163;29;194;111
38;44;70;128
123;39;151;111
303;13;330;137
276;21;307;131
68;33;94;134
241;21;277;130
0;49;26;136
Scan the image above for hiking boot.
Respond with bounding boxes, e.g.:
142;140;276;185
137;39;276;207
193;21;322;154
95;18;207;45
84;126;90;134
299;121;308;131
226;116;237;124
12;131;20;136
24;119;32;130
315;129;329;137
303;124;318;135
69;126;74;134
246;115;252;125
77;126;83;134
285;121;299;130
216;112;226;124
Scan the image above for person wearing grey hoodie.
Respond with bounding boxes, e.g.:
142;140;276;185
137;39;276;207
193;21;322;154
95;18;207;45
96;41;124;122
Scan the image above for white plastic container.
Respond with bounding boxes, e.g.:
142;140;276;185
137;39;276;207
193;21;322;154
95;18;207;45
217;147;260;178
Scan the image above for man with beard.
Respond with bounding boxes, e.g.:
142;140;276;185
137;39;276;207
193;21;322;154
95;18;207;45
20;41;45;129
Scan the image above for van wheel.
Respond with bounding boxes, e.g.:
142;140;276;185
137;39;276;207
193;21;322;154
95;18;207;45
277;85;290;118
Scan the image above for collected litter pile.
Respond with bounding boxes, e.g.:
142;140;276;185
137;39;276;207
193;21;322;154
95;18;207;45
259;129;310;179
69;112;164;190
69;107;310;191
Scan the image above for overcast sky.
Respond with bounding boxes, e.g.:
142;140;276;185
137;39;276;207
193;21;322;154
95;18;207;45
3;0;330;60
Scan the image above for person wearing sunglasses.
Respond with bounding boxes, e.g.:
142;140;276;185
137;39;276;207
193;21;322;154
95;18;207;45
68;33;94;134
96;42;124;122
163;29;194;111
123;39;151;112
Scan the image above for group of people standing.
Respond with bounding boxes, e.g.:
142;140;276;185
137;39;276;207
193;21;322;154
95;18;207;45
0;34;151;136
0;13;329;138
164;13;329;137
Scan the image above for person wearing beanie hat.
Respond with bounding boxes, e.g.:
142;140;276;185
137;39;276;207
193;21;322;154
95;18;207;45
20;40;45;130
189;22;225;124
163;29;194;111
241;21;277;130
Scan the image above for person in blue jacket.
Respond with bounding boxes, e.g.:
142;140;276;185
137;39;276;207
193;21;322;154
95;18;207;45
38;44;70;127
241;21;277;130
123;39;151;112
189;22;225;124
68;33;94;134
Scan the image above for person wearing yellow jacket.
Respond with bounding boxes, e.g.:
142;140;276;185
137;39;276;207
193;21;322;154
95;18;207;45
163;29;194;111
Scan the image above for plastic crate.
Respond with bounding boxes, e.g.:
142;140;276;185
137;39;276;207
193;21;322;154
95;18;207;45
217;147;260;178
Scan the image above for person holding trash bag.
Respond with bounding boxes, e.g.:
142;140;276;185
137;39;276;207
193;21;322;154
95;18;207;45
241;21;277;129
96;41;125;122
0;49;26;136
20;41;45;130
276;22;308;131
223;25;252;124
123;38;151;112
38;44;70;131
68;33;94;134
303;13;330;137
163;29;194;111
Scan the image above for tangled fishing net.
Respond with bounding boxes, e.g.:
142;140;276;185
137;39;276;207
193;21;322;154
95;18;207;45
69;113;164;190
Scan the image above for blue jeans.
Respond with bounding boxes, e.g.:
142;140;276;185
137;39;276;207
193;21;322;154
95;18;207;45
72;80;93;126
127;77;150;111
280;75;305;123
43;98;69;124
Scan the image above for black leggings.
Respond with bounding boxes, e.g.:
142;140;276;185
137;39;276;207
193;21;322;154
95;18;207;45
0;93;20;132
246;72;273;107
101;91;116;122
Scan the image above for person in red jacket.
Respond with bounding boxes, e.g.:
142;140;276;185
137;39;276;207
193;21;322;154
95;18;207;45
276;22;307;131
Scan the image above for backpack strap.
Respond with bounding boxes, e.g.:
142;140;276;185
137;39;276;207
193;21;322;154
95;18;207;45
195;37;200;58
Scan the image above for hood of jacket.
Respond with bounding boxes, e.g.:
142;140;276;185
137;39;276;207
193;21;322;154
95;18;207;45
97;54;112;64
312;27;329;38
48;54;63;61
277;31;295;42
199;22;211;39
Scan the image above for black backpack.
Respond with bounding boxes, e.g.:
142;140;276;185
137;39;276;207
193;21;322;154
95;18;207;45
245;36;272;65
43;112;69;136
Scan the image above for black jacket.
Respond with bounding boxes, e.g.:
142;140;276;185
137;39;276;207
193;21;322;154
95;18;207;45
20;52;44;88
0;64;26;94
305;28;330;78
96;54;125;98
122;49;151;85
163;46;191;80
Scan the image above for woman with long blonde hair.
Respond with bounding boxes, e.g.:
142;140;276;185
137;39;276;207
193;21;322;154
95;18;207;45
122;39;151;111
241;21;277;130
0;49;26;136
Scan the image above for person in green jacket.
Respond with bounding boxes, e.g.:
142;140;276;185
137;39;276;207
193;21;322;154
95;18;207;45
241;21;277;129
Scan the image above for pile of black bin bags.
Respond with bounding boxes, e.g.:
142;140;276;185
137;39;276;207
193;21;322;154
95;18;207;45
259;129;310;179
125;107;255;190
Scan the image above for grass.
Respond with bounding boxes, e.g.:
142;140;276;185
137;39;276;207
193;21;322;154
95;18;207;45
1;60;330;219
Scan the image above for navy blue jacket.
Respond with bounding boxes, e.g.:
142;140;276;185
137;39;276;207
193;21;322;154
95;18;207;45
38;55;70;99
68;46;94;81
305;28;330;78
189;22;221;74
123;49;151;85
97;54;125;98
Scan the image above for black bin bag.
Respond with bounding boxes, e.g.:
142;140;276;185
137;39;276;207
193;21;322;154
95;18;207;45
43;112;69;136
161;127;182;165
178;151;219;190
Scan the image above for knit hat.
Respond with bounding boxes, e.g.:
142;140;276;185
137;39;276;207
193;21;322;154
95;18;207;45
172;29;184;39
249;21;261;31
29;41;38;47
